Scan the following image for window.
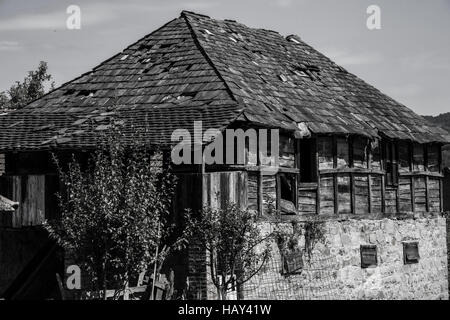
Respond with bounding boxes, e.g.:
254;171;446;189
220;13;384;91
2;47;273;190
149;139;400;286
403;242;419;264
413;143;425;171
384;141;398;187
278;173;297;215
398;141;411;172
299;138;317;182
336;137;349;168
353;137;368;169
371;140;382;170
360;245;378;268
427;144;440;172
317;137;333;170
279;135;295;168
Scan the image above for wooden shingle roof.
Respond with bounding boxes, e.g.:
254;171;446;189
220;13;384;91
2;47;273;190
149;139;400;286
0;11;448;151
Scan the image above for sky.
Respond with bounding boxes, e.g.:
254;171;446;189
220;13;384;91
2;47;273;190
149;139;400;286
0;0;449;116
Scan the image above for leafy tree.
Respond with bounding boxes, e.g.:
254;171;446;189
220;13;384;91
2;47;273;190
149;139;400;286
44;126;191;300
0;61;54;111
193;202;272;300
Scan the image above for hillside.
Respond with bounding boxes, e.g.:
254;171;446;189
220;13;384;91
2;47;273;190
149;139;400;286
424;113;450;167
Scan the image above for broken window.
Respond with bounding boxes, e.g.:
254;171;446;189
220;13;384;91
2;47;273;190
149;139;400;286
352;136;368;169
279;135;295;168
317;136;333;170
427;144;440;172
384;140;398;187
336;137;349;169
413;143;425;171
278;173;297;215
299;138;318;183
398;141;411;172
371;140;382;170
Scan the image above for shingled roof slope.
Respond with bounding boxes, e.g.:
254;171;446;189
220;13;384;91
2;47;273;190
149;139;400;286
182;12;450;143
0;11;448;151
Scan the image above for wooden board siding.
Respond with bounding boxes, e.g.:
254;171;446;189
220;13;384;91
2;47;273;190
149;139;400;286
319;176;334;215
203;171;248;210
336;138;349;169
297;187;317;214
414;177;427;212
428;178;441;212
385;188;397;214
247;173;259;212
318;137;333;170
354;175;369;214
261;175;276;215
398;177;413;212
279;135;295;168
0;175;46;228
370;176;383;213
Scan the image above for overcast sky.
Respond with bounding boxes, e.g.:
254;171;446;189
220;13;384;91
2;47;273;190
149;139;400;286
0;0;449;115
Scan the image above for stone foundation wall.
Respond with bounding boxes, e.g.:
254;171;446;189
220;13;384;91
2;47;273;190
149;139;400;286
241;217;448;300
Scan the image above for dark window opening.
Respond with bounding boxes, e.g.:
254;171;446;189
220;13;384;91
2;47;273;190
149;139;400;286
384;141;398;187
360;245;377;268
398;141;411;172
413;143;425;171
278;173;297;215
77;90;96;97
403;242;419;264
299;138;317;182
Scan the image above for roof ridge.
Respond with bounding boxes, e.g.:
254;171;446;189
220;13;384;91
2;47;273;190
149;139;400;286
181;11;244;107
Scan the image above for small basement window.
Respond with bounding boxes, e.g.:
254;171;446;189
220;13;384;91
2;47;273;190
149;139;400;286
403;242;419;264
360;245;377;268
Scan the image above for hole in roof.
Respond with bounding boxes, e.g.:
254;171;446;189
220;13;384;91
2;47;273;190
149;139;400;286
162;62;174;73
186;64;194;71
160;43;174;49
77;90;96;97
178;91;197;99
64;89;77;96
138;44;152;51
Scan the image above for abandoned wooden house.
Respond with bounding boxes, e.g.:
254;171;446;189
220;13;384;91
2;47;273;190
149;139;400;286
0;11;449;300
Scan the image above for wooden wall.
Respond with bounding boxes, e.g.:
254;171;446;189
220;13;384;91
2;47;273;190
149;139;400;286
243;135;444;217
0;175;48;227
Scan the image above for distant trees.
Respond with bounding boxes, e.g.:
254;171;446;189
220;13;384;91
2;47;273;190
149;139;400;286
0;61;54;111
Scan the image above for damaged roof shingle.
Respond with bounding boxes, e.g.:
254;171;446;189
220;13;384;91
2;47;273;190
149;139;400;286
0;10;448;152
